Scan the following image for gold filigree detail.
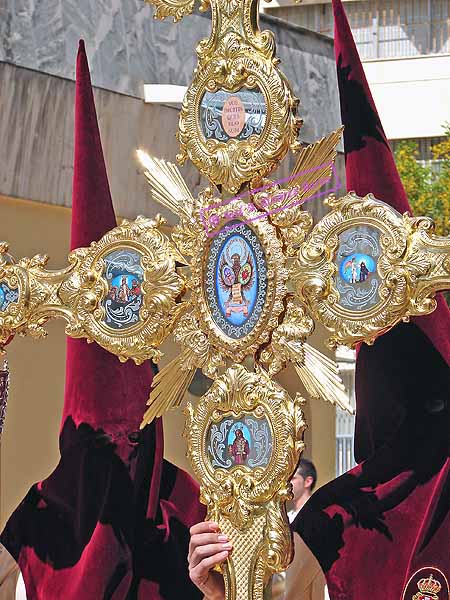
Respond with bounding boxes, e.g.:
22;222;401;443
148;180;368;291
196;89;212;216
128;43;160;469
185;364;306;600
145;0;301;192
252;127;342;231
0;217;184;363
291;192;450;348
145;0;195;22
140;311;226;427
260;297;352;412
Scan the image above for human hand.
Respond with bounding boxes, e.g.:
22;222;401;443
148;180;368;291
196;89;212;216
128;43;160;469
188;521;230;600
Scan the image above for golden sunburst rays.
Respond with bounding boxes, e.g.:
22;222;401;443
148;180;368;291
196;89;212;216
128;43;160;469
137;149;195;219
134;149;354;428
287;127;343;200
140;348;197;428
134;152;353;427
294;342;354;414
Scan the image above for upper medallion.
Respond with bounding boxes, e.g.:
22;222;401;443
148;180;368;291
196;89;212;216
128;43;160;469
153;0;302;193
291;191;450;348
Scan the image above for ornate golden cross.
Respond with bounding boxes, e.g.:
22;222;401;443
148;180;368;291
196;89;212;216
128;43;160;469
1;0;450;597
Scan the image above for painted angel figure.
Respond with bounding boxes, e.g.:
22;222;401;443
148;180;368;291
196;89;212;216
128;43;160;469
219;237;255;319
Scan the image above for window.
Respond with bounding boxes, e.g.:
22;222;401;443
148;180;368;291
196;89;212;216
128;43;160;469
270;1;450;60
347;0;450;60
335;346;356;477
390;136;446;172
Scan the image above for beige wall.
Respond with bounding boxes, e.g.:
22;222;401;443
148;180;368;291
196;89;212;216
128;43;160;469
0;62;208;226
0;195;70;527
0;193;336;528
276;328;336;490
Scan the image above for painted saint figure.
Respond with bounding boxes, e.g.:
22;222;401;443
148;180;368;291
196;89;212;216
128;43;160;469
342;255;373;285
130;278;141;297
350;258;357;283
359;261;369;282
118;276;130;303
228;429;250;465
108;286;118;302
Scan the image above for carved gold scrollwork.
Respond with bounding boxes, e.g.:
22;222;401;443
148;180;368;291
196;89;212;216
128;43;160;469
3;146;448;600
0;216;184;363
291;192;450;348
185;364;306;600
144;0;196;22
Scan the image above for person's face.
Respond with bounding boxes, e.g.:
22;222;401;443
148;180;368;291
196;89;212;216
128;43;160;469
291;472;313;500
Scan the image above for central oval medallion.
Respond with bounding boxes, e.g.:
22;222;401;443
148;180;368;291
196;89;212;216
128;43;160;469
205;221;267;340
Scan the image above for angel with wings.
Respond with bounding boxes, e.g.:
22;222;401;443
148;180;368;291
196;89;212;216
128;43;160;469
218;236;255;321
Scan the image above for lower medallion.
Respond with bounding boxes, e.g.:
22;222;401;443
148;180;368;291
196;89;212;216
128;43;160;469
206;414;273;470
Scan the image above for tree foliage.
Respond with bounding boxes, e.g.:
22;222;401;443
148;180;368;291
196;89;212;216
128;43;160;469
394;125;450;237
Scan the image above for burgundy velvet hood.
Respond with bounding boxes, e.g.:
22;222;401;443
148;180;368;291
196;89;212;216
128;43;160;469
1;41;205;600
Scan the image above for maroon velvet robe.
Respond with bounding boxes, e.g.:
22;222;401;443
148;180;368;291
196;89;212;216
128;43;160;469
293;3;450;599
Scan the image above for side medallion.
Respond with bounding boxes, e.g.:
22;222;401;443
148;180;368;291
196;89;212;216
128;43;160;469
0;218;185;364
291;192;450;347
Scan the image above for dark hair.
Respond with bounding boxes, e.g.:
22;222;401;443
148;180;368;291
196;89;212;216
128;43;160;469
296;458;317;491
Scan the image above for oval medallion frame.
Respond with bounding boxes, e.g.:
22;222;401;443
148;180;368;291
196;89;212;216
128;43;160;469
291;192;439;347
187;365;305;509
191;202;288;362
179;67;299;194
175;0;301;194
61;217;185;364
186;364;306;594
